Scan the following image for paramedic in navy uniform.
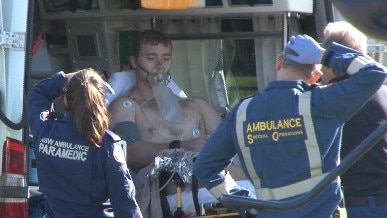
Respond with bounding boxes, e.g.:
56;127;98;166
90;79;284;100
193;34;387;218
28;69;143;218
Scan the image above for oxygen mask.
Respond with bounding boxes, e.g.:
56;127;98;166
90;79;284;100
150;62;169;86
155;73;169;86
152;68;184;123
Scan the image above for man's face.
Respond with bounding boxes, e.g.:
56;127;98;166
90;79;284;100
133;43;172;86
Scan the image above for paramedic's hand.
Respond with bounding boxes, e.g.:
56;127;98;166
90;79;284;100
229;187;255;199
227;187;258;216
322;42;367;75
285;34;325;64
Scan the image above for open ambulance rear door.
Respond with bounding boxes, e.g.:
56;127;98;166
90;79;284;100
0;0;33;217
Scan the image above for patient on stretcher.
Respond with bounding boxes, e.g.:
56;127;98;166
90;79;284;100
108;70;255;217
108;30;255;217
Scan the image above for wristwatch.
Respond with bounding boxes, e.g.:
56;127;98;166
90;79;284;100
169;140;181;149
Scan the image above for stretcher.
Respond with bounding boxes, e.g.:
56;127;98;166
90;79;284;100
158;151;248;218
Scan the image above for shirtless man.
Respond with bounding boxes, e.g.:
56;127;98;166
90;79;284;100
109;29;253;216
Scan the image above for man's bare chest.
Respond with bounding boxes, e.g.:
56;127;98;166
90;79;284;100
135;102;203;142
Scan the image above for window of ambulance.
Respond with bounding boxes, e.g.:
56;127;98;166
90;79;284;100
165;16;284;117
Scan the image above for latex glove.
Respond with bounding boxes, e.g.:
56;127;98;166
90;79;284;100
229;186;255;199
322;42;365;75
285;34;325;64
227;187;258;216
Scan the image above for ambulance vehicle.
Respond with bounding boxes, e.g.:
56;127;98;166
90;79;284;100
1;0;386;217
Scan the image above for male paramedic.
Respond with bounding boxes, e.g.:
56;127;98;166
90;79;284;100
193;34;387;218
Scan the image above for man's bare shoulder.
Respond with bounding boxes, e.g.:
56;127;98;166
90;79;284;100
109;96;139;110
183;96;221;132
109;96;140;126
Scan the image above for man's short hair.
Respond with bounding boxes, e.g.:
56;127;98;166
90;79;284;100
321;21;367;53
131;29;172;57
280;47;317;79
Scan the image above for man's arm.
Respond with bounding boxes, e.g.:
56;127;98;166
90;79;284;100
191;96;221;135
315;43;387;122
109;97;166;169
109;97;137;127
193;108;241;199
287;35;387;122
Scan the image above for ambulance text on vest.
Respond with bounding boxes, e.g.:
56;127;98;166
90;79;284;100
38;137;89;161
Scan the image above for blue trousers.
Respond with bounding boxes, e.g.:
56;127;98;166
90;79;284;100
346;196;387;218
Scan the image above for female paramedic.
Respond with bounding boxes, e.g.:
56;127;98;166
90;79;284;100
28;69;143;218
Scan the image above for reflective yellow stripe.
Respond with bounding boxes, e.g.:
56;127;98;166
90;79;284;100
347;56;371;75
257;173;330;200
299;92;322;177
236;98;261;189
235;92;325;201
209;184;228;199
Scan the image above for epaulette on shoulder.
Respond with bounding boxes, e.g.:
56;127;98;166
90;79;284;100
239;95;254;102
106;129;127;160
106;130;122;142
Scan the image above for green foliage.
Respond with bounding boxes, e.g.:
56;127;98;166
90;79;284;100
225;75;258;107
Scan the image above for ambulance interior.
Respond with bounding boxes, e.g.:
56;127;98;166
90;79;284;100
32;0;387;114
28;0;387;216
31;0;321;115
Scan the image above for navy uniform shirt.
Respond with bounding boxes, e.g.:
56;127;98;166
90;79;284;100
193;43;387;218
340;84;387;197
28;72;143;218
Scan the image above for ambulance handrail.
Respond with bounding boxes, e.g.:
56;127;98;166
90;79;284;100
219;121;387;211
0;92;27;130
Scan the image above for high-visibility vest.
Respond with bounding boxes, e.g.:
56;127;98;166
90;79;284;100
235;91;330;201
